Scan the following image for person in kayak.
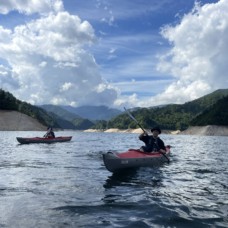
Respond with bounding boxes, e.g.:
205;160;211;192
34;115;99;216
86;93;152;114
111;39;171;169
139;127;166;153
44;126;55;138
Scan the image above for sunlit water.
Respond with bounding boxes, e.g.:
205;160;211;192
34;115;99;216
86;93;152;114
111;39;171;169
0;131;227;227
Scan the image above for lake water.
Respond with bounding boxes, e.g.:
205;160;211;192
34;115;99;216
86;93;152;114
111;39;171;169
0;131;227;227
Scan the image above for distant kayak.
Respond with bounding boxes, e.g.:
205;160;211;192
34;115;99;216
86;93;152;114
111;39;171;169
16;136;72;144
103;145;171;173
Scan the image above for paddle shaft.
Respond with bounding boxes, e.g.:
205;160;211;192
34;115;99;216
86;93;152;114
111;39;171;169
158;149;170;163
124;107;170;163
124;107;147;134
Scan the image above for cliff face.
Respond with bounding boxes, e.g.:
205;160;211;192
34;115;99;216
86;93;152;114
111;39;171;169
0;110;46;131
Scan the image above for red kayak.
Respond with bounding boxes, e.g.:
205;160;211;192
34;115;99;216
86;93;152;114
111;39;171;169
103;145;171;173
16;136;72;144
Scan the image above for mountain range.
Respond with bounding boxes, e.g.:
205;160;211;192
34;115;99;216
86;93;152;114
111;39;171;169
1;88;228;130
40;104;122;129
61;105;122;121
94;89;228;130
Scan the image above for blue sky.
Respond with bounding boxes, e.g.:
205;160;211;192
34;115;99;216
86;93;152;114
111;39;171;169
0;0;227;108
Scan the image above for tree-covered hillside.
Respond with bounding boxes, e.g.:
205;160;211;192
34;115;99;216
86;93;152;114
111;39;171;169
94;89;228;130
181;89;228;113
0;89;59;128
105;105;194;130
190;95;228;126
2;88;228;131
62;105;122;121
40;104;94;130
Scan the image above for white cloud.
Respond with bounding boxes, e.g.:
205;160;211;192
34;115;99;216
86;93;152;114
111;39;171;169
0;0;63;15
114;93;138;108
106;0;228;108
1;0;227;109
60;82;73;92
153;0;228;105
0;9;118;106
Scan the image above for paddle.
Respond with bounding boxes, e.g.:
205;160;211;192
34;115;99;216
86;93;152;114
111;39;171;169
124;107;147;134
124;107;170;163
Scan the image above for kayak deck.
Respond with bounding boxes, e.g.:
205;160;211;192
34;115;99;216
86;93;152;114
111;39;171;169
117;149;167;158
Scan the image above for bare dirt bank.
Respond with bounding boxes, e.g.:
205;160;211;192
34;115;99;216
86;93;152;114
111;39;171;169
0;110;46;131
180;125;228;136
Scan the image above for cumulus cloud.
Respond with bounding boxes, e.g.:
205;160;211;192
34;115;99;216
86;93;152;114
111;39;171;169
0;0;63;15
150;0;228;105
0;1;118;106
96;0;228;108
1;0;227;109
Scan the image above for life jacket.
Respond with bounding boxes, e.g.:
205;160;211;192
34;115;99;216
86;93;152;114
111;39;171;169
147;137;160;152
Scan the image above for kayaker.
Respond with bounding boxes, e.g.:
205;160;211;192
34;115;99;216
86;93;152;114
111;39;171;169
139;126;166;153
44;126;55;138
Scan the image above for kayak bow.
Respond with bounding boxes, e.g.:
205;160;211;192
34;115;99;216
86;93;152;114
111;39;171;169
103;145;171;172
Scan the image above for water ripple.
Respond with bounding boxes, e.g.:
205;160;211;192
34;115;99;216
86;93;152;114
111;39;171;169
0;131;227;227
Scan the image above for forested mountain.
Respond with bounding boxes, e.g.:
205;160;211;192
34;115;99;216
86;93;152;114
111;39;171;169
62;105;122;121
190;95;228;126
1;88;228;131
94;89;228;130
98;105;191;130
41;104;82;121
40;105;94;130
0;89;59;128
181;89;228;113
0;90;95;130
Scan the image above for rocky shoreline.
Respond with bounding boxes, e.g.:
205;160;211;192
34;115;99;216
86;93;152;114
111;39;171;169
1;110;228;136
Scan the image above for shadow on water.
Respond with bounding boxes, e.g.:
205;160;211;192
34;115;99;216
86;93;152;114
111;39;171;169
103;166;165;193
103;168;138;189
103;164;167;189
101;167;166;210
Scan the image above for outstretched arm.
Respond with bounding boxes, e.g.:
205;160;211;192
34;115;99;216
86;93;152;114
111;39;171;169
139;132;148;140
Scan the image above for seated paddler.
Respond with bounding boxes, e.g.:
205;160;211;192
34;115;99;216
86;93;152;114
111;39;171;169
139;126;166;153
44;126;55;138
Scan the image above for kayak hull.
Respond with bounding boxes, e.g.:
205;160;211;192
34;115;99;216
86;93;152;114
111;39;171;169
16;136;72;144
103;146;171;173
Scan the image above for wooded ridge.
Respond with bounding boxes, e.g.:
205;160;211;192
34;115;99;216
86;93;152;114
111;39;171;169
1;88;228;131
93;89;228;130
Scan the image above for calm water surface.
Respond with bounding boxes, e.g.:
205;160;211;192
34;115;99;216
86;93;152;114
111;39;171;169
0;131;227;227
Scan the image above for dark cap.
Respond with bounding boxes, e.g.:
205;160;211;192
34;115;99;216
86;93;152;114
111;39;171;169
151;127;161;134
